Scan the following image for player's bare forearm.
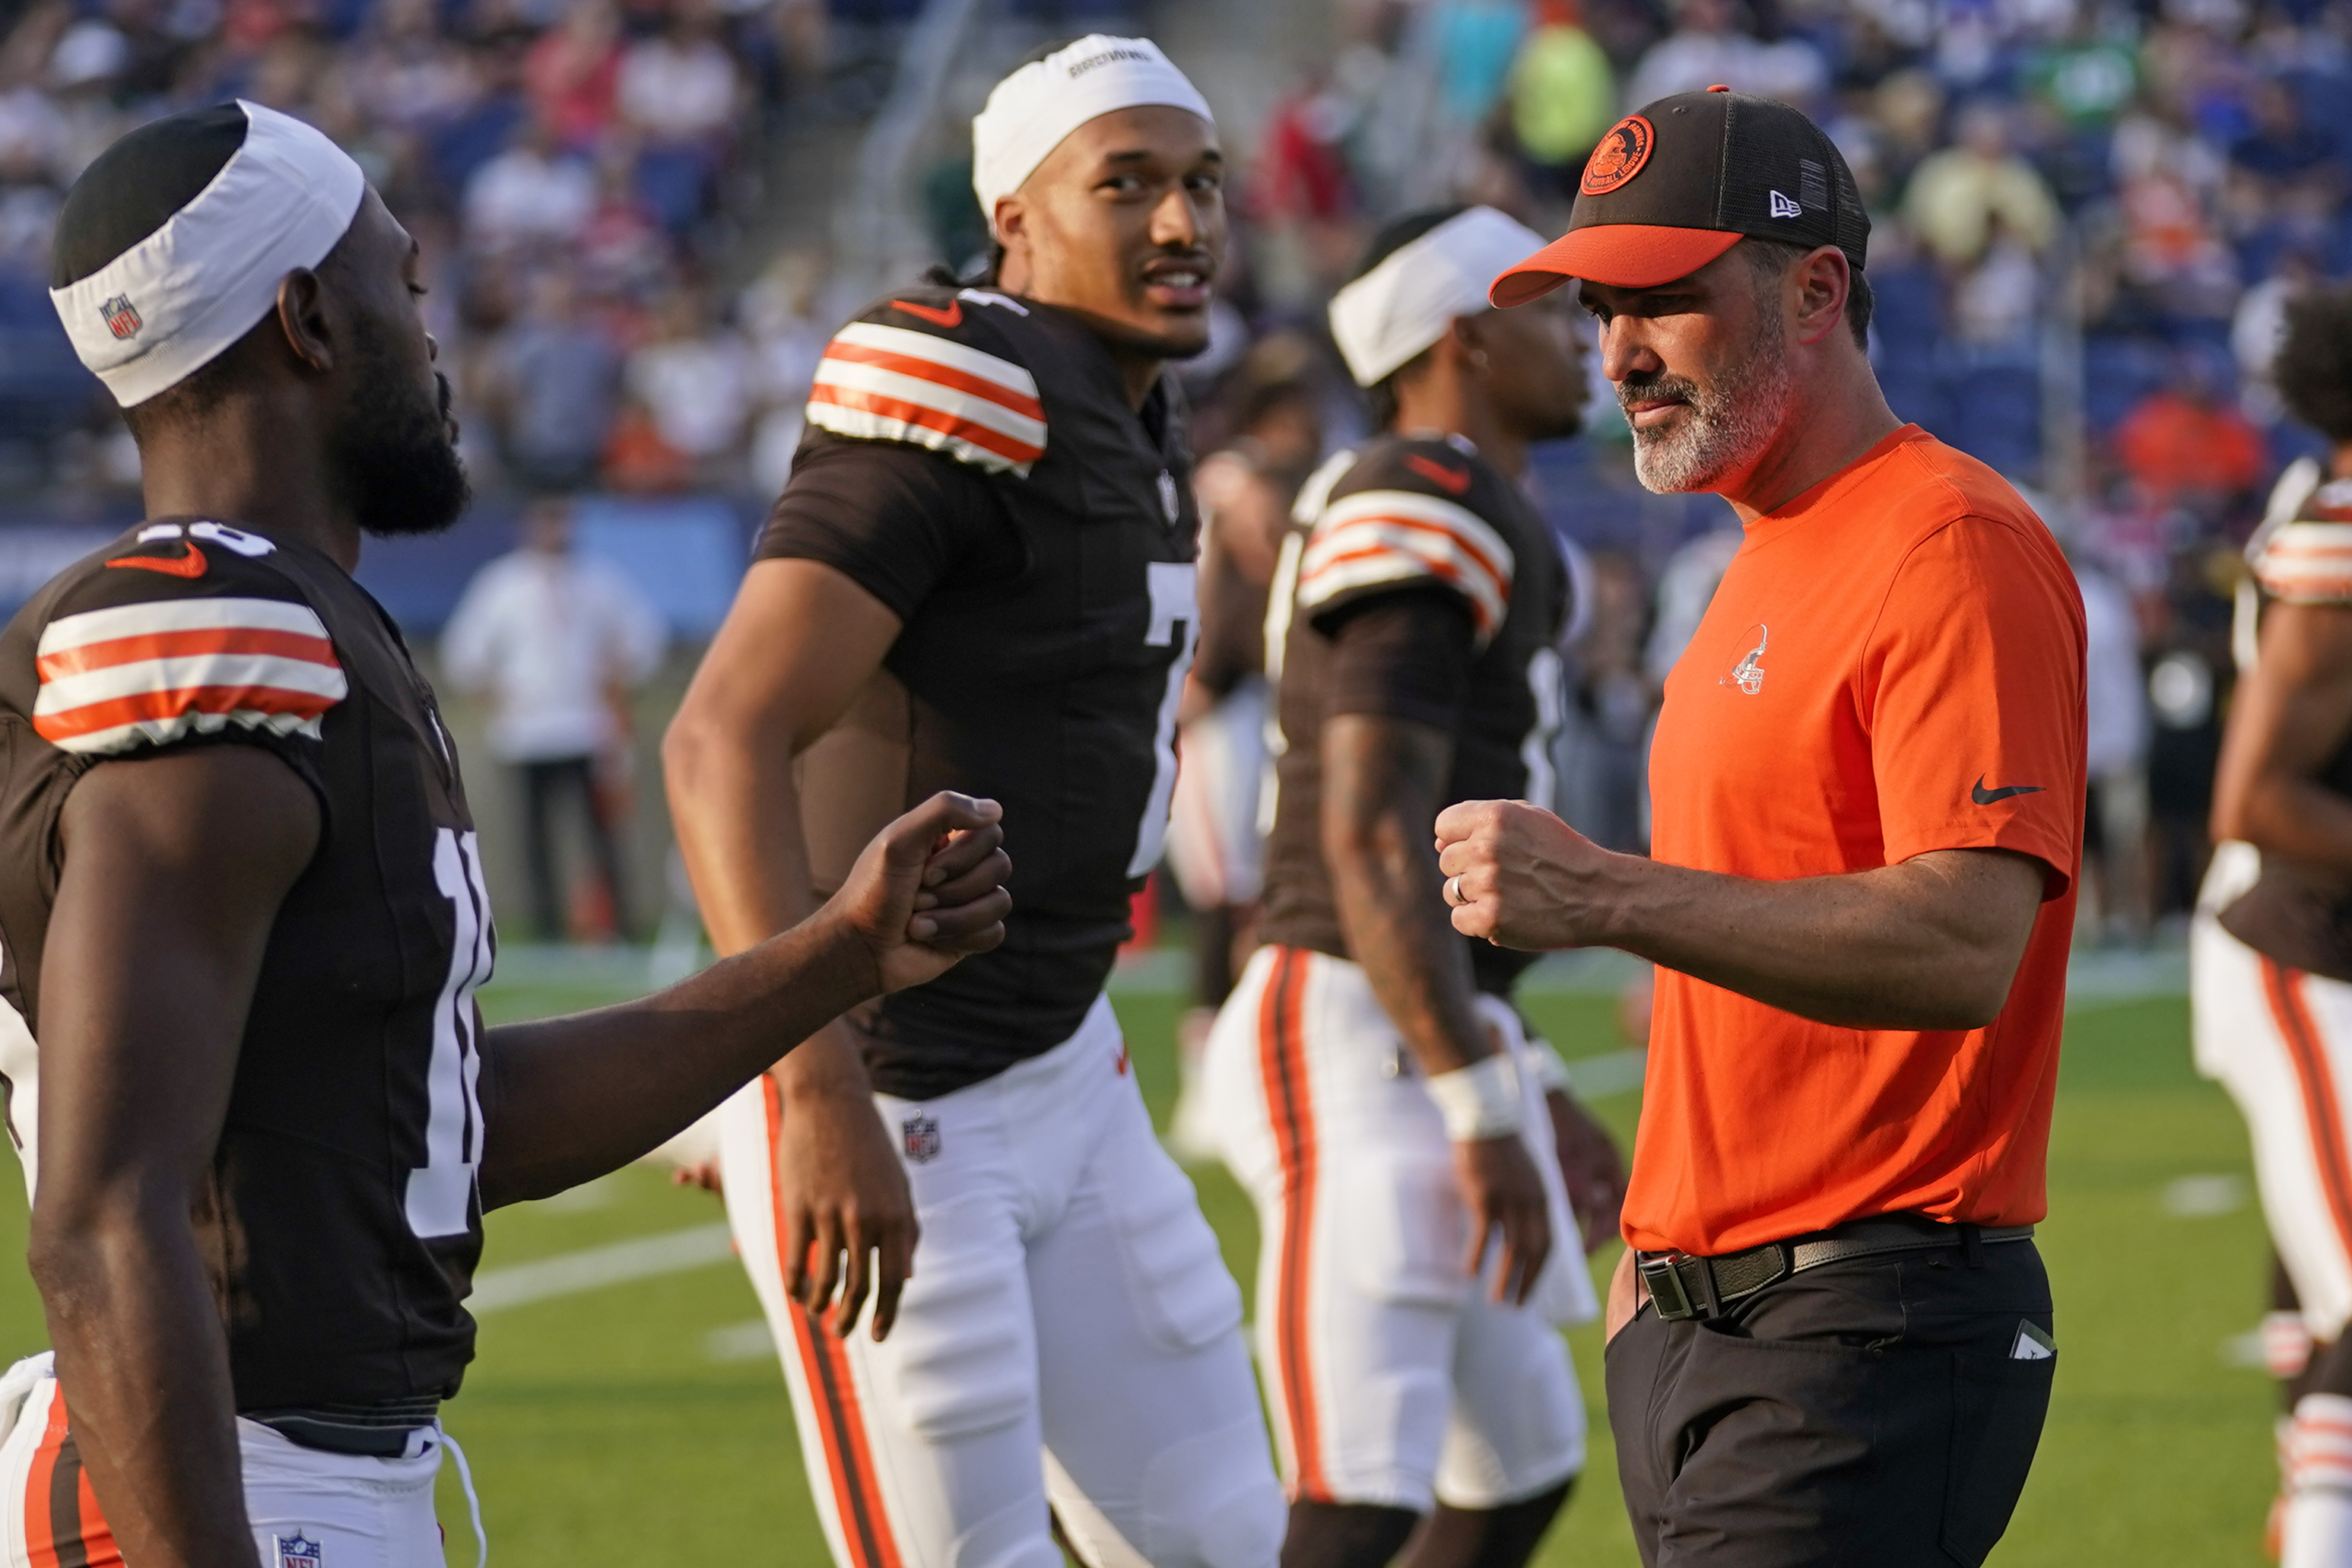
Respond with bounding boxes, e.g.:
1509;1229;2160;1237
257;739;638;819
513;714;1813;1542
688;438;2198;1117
479;794;1009;1208
1436;801;2047;1030
478;907;871;1205
2214;600;2352;878
32;748;321;1565
1323;714;1494;1074
36;1211;254;1567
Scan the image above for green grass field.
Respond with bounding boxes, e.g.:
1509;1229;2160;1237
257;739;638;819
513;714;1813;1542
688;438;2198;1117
0;980;2281;1564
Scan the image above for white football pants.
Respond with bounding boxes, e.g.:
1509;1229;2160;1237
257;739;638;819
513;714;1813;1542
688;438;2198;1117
717;993;1287;1568
1204;946;1593;1515
0;1353;478;1568
2196;842;2352;1342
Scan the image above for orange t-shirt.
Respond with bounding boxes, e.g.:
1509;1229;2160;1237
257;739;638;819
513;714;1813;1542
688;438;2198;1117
1627;425;2086;1256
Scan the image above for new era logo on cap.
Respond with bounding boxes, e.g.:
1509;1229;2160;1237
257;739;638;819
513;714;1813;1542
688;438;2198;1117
1490;87;1871;303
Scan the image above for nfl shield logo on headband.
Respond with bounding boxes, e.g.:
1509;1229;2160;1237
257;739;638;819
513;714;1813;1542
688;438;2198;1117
99;294;141;341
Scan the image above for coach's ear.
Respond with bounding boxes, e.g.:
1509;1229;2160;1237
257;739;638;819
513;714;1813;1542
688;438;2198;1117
1789;245;1852;349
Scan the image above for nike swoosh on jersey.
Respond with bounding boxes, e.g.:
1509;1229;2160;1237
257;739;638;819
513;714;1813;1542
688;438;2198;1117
33;595;347;755
891;298;963;329
1971;776;2045;805
104;541;208;579
1404;453;1471;494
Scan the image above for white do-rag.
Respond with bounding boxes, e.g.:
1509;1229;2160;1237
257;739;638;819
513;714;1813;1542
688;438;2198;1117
1328;207;1555;387
971;35;1212;237
52;100;367;408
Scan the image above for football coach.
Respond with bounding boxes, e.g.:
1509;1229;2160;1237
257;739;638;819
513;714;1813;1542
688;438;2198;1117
1434;89;2087;1566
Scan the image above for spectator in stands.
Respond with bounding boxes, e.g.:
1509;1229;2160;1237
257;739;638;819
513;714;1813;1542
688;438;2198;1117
624;284;754;483
2113;351;2268;512
465;113;595;252
1433;0;1528;129
1622;0;1825;110
443;499;666;941
1507;0;1616;200
487;266;624;493
524;0;622;151
1902;100;2061;268
617;0;738;231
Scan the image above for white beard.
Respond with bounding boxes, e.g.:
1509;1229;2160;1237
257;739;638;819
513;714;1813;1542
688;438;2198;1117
1626;319;1795;496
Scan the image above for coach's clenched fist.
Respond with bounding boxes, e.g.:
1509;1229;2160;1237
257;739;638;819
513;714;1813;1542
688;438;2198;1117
1435;798;1628;950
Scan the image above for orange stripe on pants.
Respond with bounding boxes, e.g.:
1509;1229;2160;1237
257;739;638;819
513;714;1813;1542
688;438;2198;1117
2267;957;2352;1270
1256;948;1329;1501
762;1078;904;1568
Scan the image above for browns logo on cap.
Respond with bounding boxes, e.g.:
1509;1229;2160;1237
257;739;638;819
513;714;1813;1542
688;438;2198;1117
1581;116;1654;197
1491;89;1871;303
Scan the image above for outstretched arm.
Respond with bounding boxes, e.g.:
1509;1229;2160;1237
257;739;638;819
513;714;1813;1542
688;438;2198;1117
478;791;1008;1208
33;746;322;1568
1436;801;2046;1030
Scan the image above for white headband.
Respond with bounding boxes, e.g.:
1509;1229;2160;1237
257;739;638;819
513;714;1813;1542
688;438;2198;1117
52;100;367;408
971;35;1212;238
1328;207;1554;386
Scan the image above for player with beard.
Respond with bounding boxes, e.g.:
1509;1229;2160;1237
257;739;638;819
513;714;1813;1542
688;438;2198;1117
662;36;1286;1568
0;100;1010;1568
1201;207;1626;1568
1437;90;2087;1563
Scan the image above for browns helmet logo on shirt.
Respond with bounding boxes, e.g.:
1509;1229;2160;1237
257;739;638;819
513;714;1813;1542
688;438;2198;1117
1582;115;1655;196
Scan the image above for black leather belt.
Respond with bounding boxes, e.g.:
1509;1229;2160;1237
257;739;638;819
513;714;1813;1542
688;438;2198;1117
1636;1214;2035;1323
246;1396;441;1457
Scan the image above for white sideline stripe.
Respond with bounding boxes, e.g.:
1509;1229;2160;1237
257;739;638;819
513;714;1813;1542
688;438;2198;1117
469;1222;734;1312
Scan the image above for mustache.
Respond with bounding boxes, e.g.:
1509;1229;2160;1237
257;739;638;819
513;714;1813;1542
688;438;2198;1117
1136;247;1217;276
1616;370;1700;411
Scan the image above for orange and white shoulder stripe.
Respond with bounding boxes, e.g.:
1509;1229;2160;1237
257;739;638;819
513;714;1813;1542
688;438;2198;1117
807;322;1046;475
2258;521;2352;604
1298;488;1516;645
33;595;348;756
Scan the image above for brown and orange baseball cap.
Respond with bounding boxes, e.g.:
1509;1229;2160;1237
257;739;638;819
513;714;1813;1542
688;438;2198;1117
1490;87;1869;306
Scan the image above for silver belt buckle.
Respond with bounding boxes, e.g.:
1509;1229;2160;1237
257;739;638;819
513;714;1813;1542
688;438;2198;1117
1637;1252;1699;1321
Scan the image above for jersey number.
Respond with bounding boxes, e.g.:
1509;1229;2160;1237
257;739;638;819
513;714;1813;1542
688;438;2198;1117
407;828;494;1239
1129;562;1200;878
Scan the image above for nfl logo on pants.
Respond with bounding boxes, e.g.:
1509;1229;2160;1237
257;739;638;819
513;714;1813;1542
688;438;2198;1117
903;1113;941;1164
275;1532;323;1566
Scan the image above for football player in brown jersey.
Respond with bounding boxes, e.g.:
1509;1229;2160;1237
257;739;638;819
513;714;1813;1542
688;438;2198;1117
1201;208;1621;1568
0;101;1007;1568
2198;283;2352;1567
663;34;1285;1568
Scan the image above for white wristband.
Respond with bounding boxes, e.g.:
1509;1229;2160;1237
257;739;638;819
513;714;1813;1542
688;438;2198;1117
1427;1052;1524;1141
1524;1037;1574;1096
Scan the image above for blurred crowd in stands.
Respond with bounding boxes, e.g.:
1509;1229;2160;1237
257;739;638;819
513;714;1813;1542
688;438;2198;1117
3;0;2348;937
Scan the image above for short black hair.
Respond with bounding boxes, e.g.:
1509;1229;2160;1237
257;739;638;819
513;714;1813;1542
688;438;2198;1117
2276;285;2352;443
1348;207;1471;427
52;103;248;290
1741;236;1872;349
52;103;259;439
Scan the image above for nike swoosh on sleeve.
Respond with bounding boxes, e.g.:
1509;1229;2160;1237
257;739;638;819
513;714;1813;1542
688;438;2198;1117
1972;776;2046;805
1404;453;1471;494
891;299;963;329
104;541;208;579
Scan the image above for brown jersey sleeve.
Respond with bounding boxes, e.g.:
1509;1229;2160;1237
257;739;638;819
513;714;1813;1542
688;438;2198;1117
756;434;1024;619
1321;586;1478;732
